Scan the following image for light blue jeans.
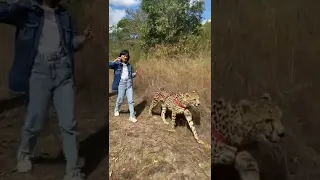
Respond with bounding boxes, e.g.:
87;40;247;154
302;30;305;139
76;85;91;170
18;54;80;173
114;79;135;118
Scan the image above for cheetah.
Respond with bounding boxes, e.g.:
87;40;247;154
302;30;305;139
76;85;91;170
212;93;285;180
148;90;209;147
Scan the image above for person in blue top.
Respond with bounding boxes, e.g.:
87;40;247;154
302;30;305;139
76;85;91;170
0;0;92;179
109;50;138;122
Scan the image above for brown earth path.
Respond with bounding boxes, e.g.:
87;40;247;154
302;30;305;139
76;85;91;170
108;90;211;180
0;91;110;180
0;76;211;180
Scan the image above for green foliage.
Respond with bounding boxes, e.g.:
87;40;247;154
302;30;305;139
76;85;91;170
109;0;208;60
140;0;205;49
145;21;211;59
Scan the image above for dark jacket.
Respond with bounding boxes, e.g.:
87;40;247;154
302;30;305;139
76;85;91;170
109;61;136;91
0;0;84;93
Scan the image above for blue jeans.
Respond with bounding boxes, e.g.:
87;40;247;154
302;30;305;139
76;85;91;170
17;54;80;173
114;79;135;118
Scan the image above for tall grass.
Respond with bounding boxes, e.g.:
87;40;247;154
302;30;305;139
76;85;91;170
135;54;211;109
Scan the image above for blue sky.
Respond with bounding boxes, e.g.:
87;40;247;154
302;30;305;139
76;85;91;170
109;0;211;27
202;0;211;23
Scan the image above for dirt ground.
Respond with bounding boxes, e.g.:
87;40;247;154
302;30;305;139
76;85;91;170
0;90;110;180
108;78;211;180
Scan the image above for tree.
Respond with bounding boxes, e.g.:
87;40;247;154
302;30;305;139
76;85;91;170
110;0;205;54
141;0;205;48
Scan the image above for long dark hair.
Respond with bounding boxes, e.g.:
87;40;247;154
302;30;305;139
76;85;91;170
119;49;130;63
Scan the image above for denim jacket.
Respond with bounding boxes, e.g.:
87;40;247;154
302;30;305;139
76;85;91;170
109;61;136;91
0;0;84;93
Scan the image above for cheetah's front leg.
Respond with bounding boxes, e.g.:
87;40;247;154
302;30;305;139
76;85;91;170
212;142;238;165
183;109;209;148
148;100;157;116
234;151;260;180
212;147;236;164
161;103;169;125
170;111;177;131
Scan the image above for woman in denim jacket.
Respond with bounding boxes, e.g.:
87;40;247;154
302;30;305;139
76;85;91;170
109;50;138;122
0;0;92;179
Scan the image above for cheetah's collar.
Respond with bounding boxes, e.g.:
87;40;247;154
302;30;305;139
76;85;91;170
174;98;184;108
212;127;229;145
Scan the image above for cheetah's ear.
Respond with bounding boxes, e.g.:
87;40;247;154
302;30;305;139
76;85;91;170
261;92;271;103
185;93;190;97
239;100;253;113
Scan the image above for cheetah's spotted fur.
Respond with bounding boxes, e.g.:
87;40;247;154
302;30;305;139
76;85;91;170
212;93;285;180
148;90;209;147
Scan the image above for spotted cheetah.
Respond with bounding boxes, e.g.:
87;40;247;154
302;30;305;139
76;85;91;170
212;93;285;180
148;90;209;147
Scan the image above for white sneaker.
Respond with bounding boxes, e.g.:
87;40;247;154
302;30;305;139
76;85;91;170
63;170;85;180
129;117;137;123
114;111;120;117
16;154;32;173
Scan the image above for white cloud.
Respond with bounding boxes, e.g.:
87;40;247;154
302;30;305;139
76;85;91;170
190;0;204;6
109;0;141;7
201;19;211;25
109;6;127;27
190;0;204;3
109;26;123;33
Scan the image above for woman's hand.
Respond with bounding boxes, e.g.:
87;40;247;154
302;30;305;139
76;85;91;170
84;25;94;40
135;69;141;76
114;57;121;62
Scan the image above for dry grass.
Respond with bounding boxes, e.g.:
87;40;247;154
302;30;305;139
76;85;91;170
134;53;211;110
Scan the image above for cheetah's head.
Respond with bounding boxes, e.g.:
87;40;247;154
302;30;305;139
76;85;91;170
239;93;285;143
183;91;201;107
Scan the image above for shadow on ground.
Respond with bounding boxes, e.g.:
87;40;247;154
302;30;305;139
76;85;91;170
212;164;239;180
112;98;147;118
40;122;110;177
0;95;25;114
31;152;65;164
109;92;117;98
134;99;147;117
79;123;109;177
